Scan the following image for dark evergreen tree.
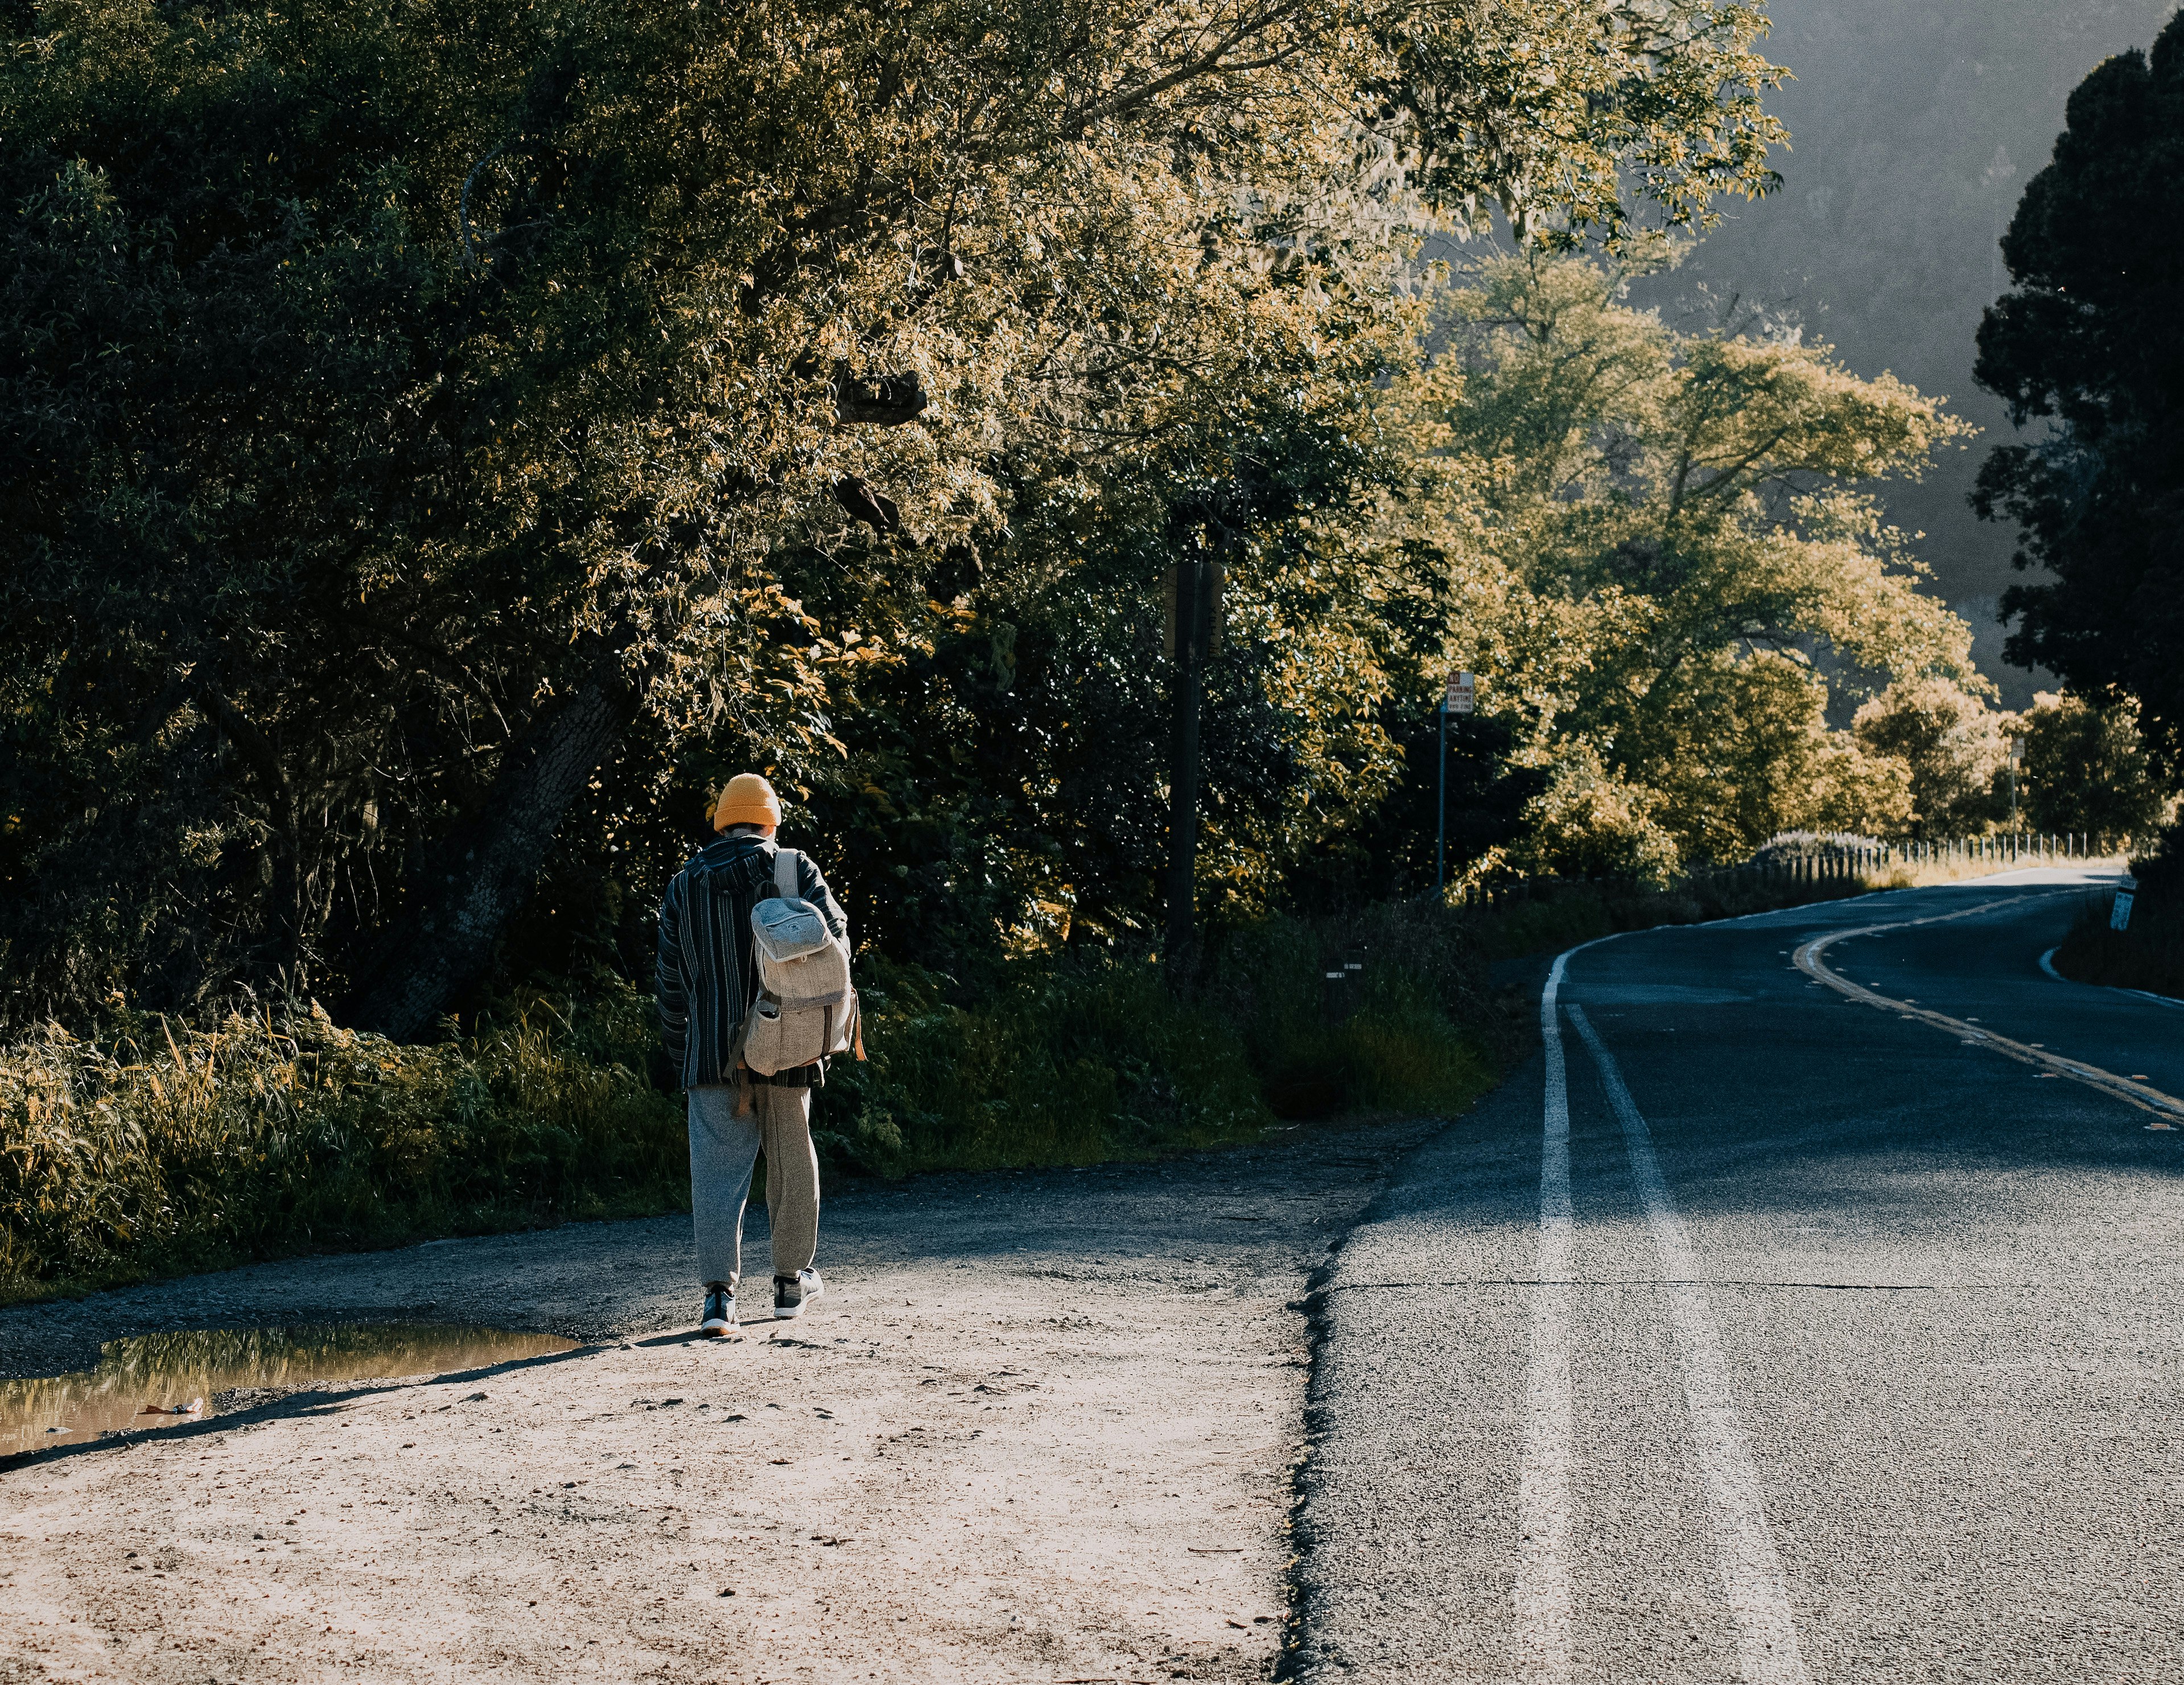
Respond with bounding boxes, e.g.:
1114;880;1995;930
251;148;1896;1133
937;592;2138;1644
1973;13;2184;772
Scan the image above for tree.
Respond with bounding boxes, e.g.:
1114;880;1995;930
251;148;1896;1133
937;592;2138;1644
1387;255;1975;871
1850;678;2008;839
790;374;1424;968
2018;692;2172;841
1973;13;2184;773
2;0;1792;1031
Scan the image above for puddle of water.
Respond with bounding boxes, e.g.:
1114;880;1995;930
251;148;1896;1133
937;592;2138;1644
1;1324;577;1456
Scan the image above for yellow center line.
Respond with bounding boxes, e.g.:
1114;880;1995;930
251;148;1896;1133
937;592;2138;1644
1793;897;2184;1124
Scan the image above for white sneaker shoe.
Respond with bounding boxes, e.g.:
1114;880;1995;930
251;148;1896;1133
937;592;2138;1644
772;1270;824;1320
699;1286;735;1336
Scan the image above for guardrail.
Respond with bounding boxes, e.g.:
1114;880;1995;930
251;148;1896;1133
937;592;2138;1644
1441;831;2132;908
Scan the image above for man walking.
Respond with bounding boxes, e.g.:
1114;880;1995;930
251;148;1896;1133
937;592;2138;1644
657;773;850;1334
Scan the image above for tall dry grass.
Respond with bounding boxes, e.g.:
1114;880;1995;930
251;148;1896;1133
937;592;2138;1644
1;985;685;1299
10;850;2029;1298
4;915;1510;1296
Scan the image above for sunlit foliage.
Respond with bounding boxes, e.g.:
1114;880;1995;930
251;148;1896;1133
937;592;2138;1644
1381;253;1976;871
1850;677;2007;841
2017;691;2172;841
1;0;1789;1024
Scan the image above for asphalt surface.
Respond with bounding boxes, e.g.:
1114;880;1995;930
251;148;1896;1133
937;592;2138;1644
1295;868;2183;1684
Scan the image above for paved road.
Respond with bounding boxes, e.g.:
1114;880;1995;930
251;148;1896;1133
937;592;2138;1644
1295;868;2183;1684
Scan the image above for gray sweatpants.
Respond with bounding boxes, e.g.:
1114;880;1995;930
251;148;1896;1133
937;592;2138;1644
687;1081;820;1290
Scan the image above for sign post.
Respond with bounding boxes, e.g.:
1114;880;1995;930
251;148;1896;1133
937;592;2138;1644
1438;672;1474;894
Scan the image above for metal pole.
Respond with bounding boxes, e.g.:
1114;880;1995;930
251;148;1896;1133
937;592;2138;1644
1436;701;1447;894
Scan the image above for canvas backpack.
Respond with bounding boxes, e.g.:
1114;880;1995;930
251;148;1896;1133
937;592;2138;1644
737;848;861;1077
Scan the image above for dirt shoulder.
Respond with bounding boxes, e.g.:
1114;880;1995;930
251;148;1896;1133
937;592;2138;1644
1;1118;1443;1684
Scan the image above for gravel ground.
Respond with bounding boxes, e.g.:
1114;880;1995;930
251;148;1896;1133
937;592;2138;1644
1;1117;1443;1684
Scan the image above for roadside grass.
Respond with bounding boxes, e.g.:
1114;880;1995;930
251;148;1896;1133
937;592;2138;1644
2050;887;2183;1002
1462;867;1886;959
0;987;687;1305
1;912;1507;1299
817;897;1511;1177
816;954;1277;1177
6;850;2114;1301
1862;853;2131;893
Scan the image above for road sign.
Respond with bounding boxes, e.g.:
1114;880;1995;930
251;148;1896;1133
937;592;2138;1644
1437;673;1474;894
2112;889;2135;931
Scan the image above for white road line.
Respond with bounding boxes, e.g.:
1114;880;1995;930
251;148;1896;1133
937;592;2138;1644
1513;953;1577;1680
2040;944;2184;1013
1565;1004;1812;1685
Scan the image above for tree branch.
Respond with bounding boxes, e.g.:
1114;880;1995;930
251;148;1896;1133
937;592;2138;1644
457;143;507;272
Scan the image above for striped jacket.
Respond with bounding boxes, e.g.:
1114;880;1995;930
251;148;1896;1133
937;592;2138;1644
655;835;850;1089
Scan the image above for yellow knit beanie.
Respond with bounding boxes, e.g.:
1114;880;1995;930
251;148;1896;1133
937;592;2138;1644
711;773;782;831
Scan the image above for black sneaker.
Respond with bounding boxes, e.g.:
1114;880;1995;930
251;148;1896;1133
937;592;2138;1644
699;1286;735;1336
772;1270;824;1320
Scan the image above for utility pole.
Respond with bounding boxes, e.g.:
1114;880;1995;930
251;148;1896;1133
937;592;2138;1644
1163;543;1224;984
2008;737;2023;828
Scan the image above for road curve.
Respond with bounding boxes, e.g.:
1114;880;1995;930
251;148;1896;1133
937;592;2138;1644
1293;868;2183;1683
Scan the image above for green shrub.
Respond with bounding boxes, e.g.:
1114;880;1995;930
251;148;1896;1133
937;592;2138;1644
1341;991;1496;1115
1206;900;1510;1122
817;953;1275;1175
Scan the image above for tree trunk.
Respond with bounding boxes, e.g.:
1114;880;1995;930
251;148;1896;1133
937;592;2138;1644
345;644;640;1041
200;686;305;978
